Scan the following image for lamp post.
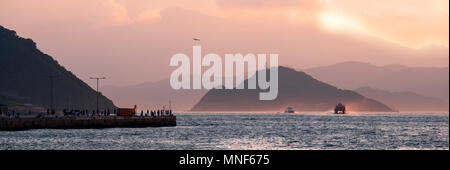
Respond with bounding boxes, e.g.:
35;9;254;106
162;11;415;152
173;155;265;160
90;77;106;113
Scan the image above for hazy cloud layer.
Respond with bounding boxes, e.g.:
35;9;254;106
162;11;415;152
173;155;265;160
215;0;321;9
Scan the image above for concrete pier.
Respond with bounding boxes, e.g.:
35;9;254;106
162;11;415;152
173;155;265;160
0;116;176;131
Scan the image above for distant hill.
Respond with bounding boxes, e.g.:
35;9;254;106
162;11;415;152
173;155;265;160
355;87;449;112
192;66;394;112
304;61;449;101
0;25;116;111
102;79;207;112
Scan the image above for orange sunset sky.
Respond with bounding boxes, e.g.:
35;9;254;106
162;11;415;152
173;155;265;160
0;0;449;87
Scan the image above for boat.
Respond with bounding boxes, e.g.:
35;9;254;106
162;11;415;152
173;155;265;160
334;103;346;114
284;107;295;113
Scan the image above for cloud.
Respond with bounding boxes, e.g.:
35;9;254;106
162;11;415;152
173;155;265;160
322;0;449;48
99;0;132;26
135;10;161;22
214;0;321;10
213;0;449;48
96;0;160;27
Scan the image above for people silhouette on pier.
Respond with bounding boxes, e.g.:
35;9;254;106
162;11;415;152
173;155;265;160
16;106;174;119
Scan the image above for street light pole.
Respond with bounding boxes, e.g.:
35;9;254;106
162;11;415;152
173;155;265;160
90;77;106;113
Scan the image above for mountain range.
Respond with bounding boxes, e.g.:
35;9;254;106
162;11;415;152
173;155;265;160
304;61;449;102
191;66;394;112
0;25;116;112
3;24;446;113
355;87;449;112
104;62;448;113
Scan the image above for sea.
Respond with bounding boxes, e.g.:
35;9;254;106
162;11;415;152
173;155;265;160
0;113;448;150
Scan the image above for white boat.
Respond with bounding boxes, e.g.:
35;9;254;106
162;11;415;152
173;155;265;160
284;107;295;113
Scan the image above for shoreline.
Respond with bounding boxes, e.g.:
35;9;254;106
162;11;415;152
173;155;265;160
0;116;176;131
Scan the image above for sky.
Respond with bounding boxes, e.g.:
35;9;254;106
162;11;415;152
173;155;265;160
0;0;449;87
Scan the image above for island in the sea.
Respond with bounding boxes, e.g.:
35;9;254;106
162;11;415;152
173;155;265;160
191;66;394;112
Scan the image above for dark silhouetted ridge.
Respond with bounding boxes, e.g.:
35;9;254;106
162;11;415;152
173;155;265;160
0;25;116;111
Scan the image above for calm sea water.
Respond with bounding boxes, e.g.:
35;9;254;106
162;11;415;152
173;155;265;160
0;113;448;150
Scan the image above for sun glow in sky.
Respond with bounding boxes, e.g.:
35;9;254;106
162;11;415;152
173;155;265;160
319;12;364;33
